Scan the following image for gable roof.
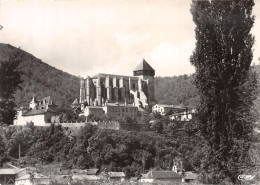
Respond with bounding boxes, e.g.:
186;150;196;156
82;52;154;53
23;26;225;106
134;59;154;71
22;108;55;116
109;172;125;177
184;171;198;180
144;171;182;179
86;169;99;175
0;168;20;175
15;173;49;181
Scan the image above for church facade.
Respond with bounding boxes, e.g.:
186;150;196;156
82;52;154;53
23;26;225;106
79;59;155;111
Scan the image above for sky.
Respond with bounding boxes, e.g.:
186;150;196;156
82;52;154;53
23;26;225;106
0;0;260;77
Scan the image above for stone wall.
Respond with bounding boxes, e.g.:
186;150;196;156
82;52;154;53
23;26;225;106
13;121;150;132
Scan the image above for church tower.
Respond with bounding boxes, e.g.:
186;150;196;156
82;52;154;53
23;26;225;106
133;59;155;103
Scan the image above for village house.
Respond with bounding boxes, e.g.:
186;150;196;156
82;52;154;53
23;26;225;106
14;96;57;126
108;172;125;182
170;109;196;121
15;173;50;185
152;104;187;115
183;171;198;183
78;103;139;119
0;168;19;185
140;170;182;183
70;168;102;181
0;165;49;185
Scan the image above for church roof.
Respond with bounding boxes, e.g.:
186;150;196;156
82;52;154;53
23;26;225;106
91;73;139;80
134;59;154;72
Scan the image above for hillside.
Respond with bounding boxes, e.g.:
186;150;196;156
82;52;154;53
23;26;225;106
1;43;201;110
0;43;79;110
154;75;199;108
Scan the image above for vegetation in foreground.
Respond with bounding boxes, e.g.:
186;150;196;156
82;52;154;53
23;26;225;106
0;120;201;179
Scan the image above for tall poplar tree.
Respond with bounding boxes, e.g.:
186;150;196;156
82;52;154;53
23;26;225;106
190;0;257;183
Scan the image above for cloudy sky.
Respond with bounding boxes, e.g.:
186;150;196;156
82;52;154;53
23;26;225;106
0;0;260;77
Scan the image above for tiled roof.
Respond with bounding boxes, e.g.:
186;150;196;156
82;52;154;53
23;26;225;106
0;168;19;175
22;108;55;116
56;170;70;175
134;59;154;71
109;172;125;177
145;171;182;179
184;171;198;180
91;73;139;80
15;173;49;181
86;169;99;175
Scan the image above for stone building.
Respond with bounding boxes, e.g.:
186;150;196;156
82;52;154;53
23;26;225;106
14;96;57;126
79;59;155;111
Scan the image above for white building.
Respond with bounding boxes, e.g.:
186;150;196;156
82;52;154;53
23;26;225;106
79;103;139;119
152;104;187;116
14;96;57;126
170;109;196;121
15;173;50;185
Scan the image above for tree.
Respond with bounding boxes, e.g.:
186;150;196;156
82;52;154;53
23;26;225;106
0;50;23;125
0;134;6;166
190;0;257;183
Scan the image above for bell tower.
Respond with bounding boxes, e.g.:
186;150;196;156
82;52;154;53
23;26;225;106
133;59;155;102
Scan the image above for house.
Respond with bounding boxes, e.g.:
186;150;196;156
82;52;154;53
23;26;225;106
15;173;50;185
152;104;187;116
0;166;49;185
170;109;196;121
78;103;139;119
108;172;125;182
0;168;20;185
14;96;57;126
183;171;198;183
60;169;102;182
86;169;99;175
140;170;182;183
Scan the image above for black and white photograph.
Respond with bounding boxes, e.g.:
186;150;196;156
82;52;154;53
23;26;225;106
0;0;260;184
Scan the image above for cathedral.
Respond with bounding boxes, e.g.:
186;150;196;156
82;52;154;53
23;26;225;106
79;59;155;111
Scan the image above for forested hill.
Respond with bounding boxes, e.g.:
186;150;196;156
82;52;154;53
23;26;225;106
0;43;79;109
0;43;200;109
154;75;199;108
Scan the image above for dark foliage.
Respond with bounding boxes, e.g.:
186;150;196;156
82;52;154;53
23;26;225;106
0;49;23;125
0;121;203;179
154;75;199;108
190;0;257;183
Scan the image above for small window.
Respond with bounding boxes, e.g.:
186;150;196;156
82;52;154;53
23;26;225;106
122;108;124;112
133;83;135;89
